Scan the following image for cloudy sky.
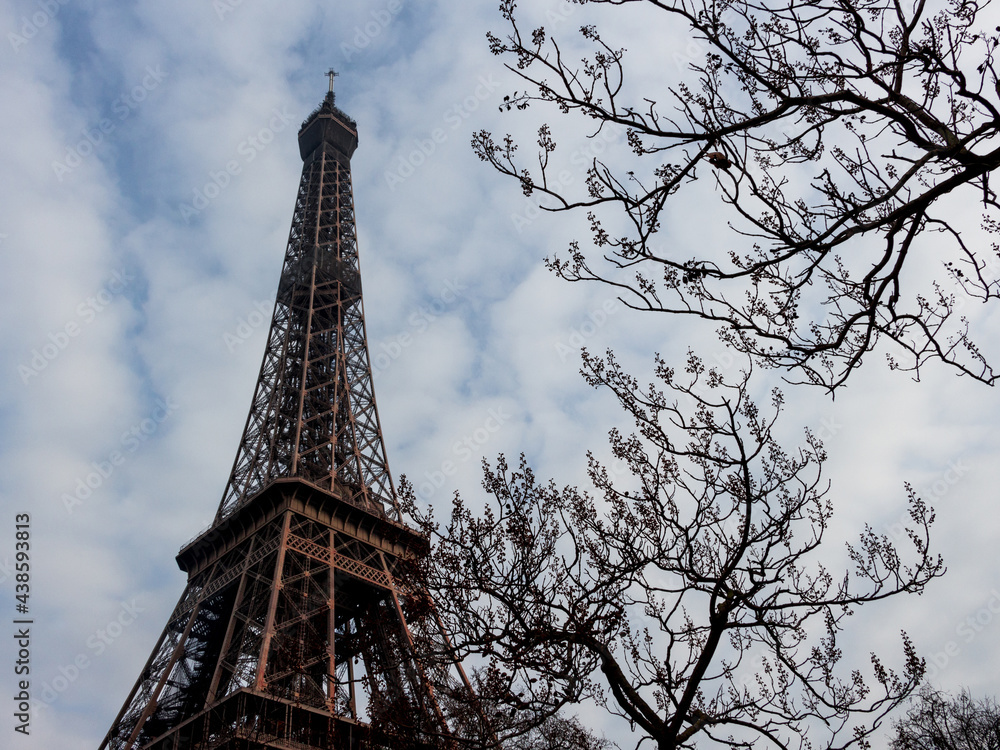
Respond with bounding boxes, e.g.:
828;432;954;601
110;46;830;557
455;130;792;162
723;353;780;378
0;0;998;747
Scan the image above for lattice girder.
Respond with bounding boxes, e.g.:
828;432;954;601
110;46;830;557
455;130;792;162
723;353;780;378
216;136;396;523
100;92;486;750
101;496;458;750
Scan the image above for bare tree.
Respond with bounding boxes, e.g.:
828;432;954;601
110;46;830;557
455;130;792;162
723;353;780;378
519;713;616;749
401;351;944;749
474;0;1000;390
892;687;1000;750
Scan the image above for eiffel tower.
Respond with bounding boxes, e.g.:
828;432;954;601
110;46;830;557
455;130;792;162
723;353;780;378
100;75;482;750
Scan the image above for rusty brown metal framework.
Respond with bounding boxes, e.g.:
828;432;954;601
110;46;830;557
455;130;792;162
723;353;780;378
99;90;485;750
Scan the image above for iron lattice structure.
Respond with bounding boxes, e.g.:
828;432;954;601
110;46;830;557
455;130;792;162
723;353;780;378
217;94;394;525
100;90;484;750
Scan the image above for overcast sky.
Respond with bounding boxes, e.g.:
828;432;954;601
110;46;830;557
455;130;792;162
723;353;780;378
1;0;998;747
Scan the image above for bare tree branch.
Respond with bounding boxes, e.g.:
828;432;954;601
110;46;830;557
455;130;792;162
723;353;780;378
476;0;1000;390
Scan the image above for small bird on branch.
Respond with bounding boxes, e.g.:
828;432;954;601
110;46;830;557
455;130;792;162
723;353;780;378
705;151;732;171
